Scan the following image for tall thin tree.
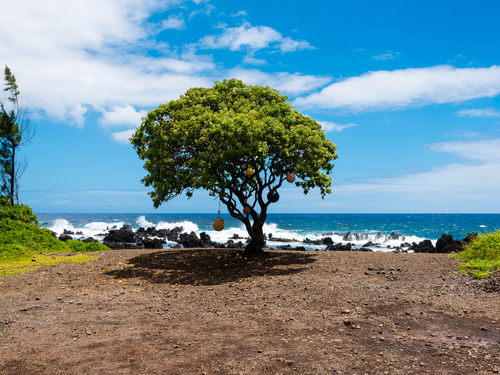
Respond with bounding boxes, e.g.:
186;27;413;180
0;66;35;205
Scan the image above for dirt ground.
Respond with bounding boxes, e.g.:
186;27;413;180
0;248;499;375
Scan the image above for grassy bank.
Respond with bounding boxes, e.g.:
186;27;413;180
0;202;109;276
452;230;500;278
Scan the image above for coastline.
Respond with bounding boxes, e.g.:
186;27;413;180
35;213;500;253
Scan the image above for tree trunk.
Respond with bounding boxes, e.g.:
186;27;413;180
10;145;15;205
244;223;266;255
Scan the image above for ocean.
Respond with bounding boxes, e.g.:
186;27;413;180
36;213;500;252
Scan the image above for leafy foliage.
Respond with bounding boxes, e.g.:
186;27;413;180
0;204;109;263
131;79;337;253
451;231;500;279
0;200;38;224
0;66;35;205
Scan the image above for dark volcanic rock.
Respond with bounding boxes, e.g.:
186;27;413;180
179;232;205;248
436;234;463;253
142;238;165;249
303;238;323;245
410;239;435;253
103;225;137;243
226;240;243;249
277;245;306;251
462;233;478;245
389;232;405;240
321;237;334;246
58;234;73;242
103;242;139;250
326;243;353;251
82;237;98;243
63;229;75;235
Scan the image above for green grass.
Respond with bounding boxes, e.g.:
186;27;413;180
0;253;99;278
0;203;110;272
451;230;500;279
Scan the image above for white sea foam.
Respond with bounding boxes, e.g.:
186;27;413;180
156;220;199;233
48;218;125;238
44;215;433;253
48;219;76;234
136;215;154;228
83;222;125;237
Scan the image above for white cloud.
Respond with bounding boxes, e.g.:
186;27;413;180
457;108;500;118
160;14;185;30
215;21;228;29
198;22;315;54
111;129;136;144
372;53;395;60
279;37;315;53
1;0;213;127
231;10;247;17
242;55;268;66
319;121;357;132
189;4;215;19
294;65;500;112
67;104;88;128
331;139;500;210
227;68;331;94
427;138;500;162
100;105;147;128
1;0;330;144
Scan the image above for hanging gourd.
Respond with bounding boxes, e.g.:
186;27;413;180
243;206;251;215
286;173;296;183
246;167;254;176
267;190;280;203
213;217;225;231
213;199;224;231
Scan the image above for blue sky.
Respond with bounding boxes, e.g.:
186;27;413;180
2;0;500;214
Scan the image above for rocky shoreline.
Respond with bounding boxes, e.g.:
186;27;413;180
51;225;477;254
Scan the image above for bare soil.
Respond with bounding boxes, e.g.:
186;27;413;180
1;248;499;375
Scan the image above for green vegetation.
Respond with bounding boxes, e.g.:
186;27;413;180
131;79;337;254
0;203;109;266
452;231;500;279
1;66;35;205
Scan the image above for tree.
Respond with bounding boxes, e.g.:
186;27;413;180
131;79;338;254
0;66;35;205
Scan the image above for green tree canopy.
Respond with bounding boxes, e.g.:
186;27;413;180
131;79;338;254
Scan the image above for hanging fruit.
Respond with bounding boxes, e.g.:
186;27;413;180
286;173;296;183
243;206;251;215
267;190;280;203
246;167;254;176
213;217;225;231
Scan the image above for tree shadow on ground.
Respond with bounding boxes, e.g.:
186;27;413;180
105;249;317;286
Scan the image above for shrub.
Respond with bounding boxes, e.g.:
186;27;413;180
66;240;110;253
0;203;39;225
0;204;109;264
451;230;500;279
